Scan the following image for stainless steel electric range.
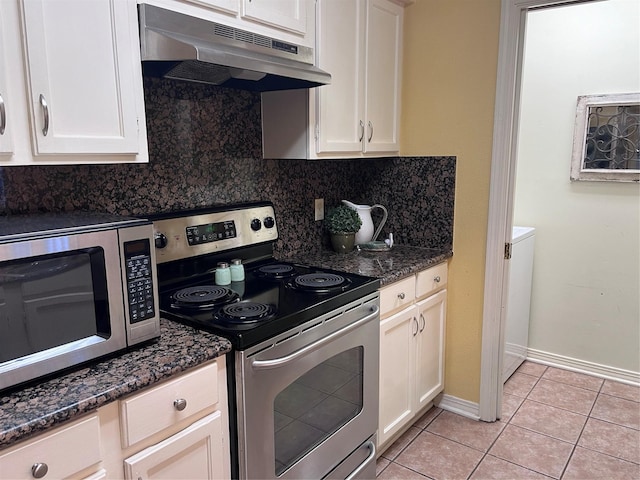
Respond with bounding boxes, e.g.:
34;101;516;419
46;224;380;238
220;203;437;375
150;202;380;480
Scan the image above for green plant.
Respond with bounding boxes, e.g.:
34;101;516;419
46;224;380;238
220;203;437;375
325;205;362;234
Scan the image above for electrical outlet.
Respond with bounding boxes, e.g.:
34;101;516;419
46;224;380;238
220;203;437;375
314;198;324;221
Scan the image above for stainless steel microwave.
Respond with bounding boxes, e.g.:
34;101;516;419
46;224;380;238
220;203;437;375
0;213;161;391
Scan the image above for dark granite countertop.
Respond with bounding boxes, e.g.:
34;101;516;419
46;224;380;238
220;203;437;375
0;319;231;450
284;245;452;286
0;245;448;450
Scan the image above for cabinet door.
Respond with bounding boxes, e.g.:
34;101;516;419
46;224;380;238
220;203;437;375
378;306;416;447
241;0;306;35
363;0;402;153
0;8;13;156
20;0;140;155
124;412;226;480
183;0;239;15
315;0;366;155
415;290;447;410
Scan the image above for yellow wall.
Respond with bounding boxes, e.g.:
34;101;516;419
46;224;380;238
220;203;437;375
400;0;501;402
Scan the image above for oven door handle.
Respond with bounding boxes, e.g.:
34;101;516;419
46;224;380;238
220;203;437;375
346;440;376;480
250;305;380;370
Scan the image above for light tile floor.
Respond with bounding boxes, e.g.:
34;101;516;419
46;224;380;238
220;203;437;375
376;361;640;479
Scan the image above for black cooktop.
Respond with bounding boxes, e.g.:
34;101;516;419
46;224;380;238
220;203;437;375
159;260;379;350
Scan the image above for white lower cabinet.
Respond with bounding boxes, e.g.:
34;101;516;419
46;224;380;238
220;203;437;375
378;263;447;452
124;412;226;480
0;415;102;480
0;358;230;480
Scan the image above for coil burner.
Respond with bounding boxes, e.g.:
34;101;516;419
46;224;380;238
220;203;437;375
214;301;276;324
290;273;352;294
171;285;239;310
255;264;297;279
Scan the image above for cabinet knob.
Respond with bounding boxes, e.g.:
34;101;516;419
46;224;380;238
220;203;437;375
173;398;187;411
397;292;405;300
31;463;48;479
434;276;441;283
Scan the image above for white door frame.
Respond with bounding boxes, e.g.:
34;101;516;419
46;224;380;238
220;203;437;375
479;0;597;422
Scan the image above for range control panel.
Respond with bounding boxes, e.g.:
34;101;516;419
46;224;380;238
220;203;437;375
151;204;278;264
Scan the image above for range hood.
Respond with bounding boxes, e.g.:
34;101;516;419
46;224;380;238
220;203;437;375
138;4;331;91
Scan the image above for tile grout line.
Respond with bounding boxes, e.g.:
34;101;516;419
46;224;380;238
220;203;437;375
465;365;553;479
556;373;605;479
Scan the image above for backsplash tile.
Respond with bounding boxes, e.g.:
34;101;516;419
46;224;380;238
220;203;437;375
0;77;455;257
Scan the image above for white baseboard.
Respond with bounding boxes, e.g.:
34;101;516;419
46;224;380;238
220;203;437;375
526;348;640;386
436;394;480;420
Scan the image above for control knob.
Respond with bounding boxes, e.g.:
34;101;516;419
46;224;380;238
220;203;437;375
264;216;275;228
250;218;262;231
154;232;168;249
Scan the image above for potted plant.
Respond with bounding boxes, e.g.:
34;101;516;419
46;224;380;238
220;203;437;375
325;204;362;253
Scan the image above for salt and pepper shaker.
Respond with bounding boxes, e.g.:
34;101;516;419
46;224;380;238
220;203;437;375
215;262;231;285
230;258;245;282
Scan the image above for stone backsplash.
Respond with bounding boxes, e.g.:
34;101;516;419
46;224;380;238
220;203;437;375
0;78;455;257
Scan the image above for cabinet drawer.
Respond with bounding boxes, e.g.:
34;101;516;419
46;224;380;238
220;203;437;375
0;415;101;480
415;263;448;299
120;361;219;447
380;276;415;317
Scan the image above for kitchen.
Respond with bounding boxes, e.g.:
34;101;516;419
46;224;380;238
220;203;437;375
0;0;638;479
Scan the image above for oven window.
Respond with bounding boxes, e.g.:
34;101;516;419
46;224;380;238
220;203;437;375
0;249;109;363
273;347;364;476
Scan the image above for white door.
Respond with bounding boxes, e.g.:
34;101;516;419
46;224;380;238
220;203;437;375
415;290;446;410
124;413;226;480
316;0;366;155
20;0;140;155
241;0;307;35
0;8;13;156
378;306;416;447
363;0;402;153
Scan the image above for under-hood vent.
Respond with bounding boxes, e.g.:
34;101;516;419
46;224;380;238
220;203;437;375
139;4;331;91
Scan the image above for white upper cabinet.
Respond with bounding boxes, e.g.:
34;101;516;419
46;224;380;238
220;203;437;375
0;9;14;157
241;0;307;35
363;0;403;153
261;0;405;159
148;0;314;47
0;0;148;165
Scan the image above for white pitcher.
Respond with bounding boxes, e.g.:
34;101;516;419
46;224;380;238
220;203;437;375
342;200;388;245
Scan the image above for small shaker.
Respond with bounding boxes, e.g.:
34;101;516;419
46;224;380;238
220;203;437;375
230;258;245;282
215;262;231;285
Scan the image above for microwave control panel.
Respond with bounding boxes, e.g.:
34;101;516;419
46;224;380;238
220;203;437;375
124;239;156;323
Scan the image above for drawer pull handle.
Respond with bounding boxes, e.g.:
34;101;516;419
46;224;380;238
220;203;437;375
31;463;48;479
419;313;426;333
434;276;441;283
39;94;49;136
397;292;405;300
174;398;187;411
412;317;419;336
0;93;6;135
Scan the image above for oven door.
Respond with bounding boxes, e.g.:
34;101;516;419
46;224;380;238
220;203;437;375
236;293;379;480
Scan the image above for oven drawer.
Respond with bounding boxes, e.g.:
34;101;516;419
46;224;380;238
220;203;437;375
119;361;219;447
416;262;448;299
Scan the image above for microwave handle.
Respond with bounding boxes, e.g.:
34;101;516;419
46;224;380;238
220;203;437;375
250;305;379;370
